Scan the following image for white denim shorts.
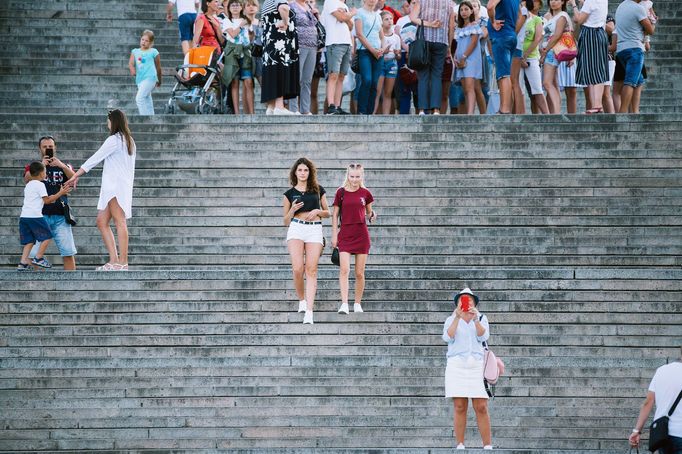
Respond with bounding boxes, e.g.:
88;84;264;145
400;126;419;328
286;220;324;244
521;58;544;95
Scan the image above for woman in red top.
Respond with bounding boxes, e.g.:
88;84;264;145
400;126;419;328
331;163;377;315
193;0;226;52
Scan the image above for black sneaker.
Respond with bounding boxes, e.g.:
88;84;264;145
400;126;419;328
326;105;338;115
336;107;350;115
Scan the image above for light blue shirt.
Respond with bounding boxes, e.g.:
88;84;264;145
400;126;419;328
355;8;382;50
442;314;490;360
131;48;159;85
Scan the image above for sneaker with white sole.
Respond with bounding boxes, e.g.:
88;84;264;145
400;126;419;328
303;310;314;324
456;444;465;450
353;303;363;313
31;256;51;268
266;106;274;115
338;303;349;314
298;300;307;313
273;107;295;115
483;446;493;450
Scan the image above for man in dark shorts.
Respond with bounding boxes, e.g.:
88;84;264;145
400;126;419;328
167;0;200;54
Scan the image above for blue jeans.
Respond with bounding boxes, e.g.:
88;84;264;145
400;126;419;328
491;34;517;79
616;47;645;87
136;78;156;115
661;435;682;454
30;214;77;257
417;42;448;111
357;49;382;114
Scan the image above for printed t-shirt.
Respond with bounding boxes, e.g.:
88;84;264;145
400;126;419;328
131;48;160;84
523;15;543;58
23;163;72;216
333;187;374;225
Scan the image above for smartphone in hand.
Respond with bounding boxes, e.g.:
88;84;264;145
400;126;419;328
460;295;471;312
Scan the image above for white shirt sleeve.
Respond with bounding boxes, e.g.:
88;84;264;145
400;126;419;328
81;136;119;173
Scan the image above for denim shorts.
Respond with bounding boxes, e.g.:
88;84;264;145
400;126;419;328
616;47;645;87
544;49;559;67
238;58;253;80
19;217;52;245
178;13;197;42
381;58;398;79
491;35;517;79
326;44;351;75
449;82;464;108
30;214;77;256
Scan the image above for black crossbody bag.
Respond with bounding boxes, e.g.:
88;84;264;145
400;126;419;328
60;197;77;226
331;188;345;266
649;388;682;452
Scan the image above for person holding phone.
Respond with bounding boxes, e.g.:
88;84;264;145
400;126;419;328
442;288;493;450
23;136;78;270
283;157;331;324
331;163;376;315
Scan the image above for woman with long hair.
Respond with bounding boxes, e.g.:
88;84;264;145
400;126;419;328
331;163;377;315
443;288;493;450
540;0;572;114
65;109;136;271
283;158;330;324
193;0;226;52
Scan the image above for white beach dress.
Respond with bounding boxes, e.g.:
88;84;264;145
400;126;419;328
81;134;136;219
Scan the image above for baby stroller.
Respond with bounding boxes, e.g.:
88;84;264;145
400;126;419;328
165;46;227;114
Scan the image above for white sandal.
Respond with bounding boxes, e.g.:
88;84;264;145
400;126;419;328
96;263;116;271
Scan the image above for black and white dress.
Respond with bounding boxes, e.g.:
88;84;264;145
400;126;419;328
261;0;300;102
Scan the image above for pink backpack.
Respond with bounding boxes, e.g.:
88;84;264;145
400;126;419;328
483;348;505;385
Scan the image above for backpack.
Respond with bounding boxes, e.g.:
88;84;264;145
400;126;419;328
480;314;505;395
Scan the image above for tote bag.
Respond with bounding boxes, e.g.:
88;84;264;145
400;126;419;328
408;25;429;70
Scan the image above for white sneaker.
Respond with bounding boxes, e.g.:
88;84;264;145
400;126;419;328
338;303;349;314
303;310;314;324
273;107;294;115
483;446;493;450
298;300;307;313
353;303;363;313
456;444;465;450
266;106;274;115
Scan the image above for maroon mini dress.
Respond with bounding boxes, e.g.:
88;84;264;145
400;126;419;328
333;187;374;254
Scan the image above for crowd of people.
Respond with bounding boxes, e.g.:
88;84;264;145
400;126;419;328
153;0;657;115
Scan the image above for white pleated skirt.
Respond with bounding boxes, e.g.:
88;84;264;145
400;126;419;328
444;355;488;399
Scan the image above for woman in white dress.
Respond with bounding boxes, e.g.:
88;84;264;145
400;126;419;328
66;109;136;271
443;287;492;450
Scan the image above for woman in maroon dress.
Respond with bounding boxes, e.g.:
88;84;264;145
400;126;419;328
331;163;377;315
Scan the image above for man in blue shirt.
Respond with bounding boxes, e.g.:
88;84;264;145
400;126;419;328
487;0;522;114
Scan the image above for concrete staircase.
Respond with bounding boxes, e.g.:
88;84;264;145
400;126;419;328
1;0;682;452
1;113;681;452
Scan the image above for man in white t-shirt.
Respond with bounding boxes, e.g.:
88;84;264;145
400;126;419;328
629;348;682;453
167;0;201;54
322;0;357;114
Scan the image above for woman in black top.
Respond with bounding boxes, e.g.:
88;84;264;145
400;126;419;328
283;157;330;324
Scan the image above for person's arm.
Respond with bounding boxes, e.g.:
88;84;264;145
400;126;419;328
365;202;377;223
193;16;204;47
128;52;136;77
460;29;480;64
522;20;543;60
472;311;488;339
568;0;589;26
46;159;75;180
42;185;72;205
487;0;504;30
154;54;162;87
445;308;462;340
225;23;243;38
608;32;617;53
65;137;118;188
283;195;304;226
278;3;291;29
448;8;455;46
629;391;655;448
331;7;356;23
515;6;526;34
331;205;340;247
640;17;655;36
541;15;567;56
166;1;174;21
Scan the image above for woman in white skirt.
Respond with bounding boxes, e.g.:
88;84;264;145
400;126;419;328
66;109;136;271
283;157;330;324
443;287;492;450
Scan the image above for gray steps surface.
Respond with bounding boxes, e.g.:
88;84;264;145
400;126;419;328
1;269;680;451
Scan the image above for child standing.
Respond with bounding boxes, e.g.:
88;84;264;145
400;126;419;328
519;0;549;114
221;0;255;114
454;1;483;114
375;11;401;113
129;30;162;115
18;162;72;270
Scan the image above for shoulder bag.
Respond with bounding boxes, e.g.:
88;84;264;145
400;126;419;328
317;190;326;254
480;314;505;397
552;31;577;62
331;188;345;266
60;197;77;226
649;388;682;452
407;24;429;70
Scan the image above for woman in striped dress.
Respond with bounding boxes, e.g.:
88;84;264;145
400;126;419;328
569;0;608;113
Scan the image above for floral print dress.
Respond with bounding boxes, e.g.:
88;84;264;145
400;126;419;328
260;2;300;102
